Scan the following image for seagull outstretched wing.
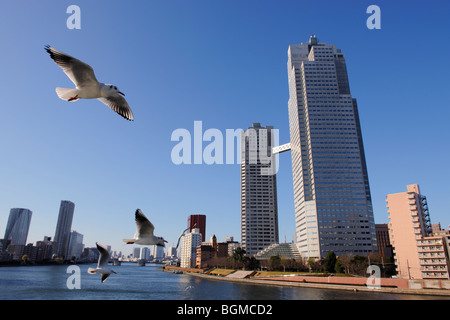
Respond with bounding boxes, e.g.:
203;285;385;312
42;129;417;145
45;45;99;88
98;95;134;121
96;242;110;268
135;209;155;238
176;223;197;249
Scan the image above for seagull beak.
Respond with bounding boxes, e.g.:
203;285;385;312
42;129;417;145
118;91;125;96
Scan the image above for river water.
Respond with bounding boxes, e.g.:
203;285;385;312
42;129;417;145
0;263;448;300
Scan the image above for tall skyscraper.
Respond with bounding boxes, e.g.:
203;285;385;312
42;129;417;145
67;230;84;260
140;247;151;260
287;35;377;259
153;245;165;259
132;247;141;259
187;214;206;242
53;200;75;259
240;123;279;256
167;246;177;258
3;208;32;245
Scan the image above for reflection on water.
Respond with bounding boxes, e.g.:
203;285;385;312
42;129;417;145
0;263;448;300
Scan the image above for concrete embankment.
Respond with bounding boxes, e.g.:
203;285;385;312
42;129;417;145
163;266;450;297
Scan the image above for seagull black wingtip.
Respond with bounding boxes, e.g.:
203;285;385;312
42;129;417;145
44;45;55;59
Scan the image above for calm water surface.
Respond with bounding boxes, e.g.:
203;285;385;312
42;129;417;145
0;263;448;300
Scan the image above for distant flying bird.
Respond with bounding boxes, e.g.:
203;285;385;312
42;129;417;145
87;242;116;283
44;45;134;121
175;223;197;250
123;209;168;246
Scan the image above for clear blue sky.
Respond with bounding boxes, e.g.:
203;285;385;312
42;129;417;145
1;1;449;256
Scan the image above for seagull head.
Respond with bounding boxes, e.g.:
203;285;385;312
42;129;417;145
106;84;125;96
156;237;168;247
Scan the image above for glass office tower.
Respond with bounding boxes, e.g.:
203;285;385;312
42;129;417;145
4;208;32;245
53;200;75;259
287;35;377;259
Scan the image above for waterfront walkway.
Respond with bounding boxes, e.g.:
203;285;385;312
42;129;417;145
163;266;450;297
225;270;255;279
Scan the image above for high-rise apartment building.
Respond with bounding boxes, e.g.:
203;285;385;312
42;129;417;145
180;228;202;268
240;123;279;256
53;200;75;259
387;184;429;279
167;246;177;258
4;208;32;245
387;184;449;279
133;247;141;259
67;230;84;260
287;35;377;259
140;247;151;260
187;214;206;242
153;244;165;259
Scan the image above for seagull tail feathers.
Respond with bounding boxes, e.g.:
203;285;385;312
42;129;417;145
55;87;80;102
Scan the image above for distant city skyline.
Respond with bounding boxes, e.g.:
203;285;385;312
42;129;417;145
1;2;449;257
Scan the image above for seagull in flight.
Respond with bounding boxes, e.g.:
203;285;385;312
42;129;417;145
87;242;116;283
45;45;134;121
123;209;168;246
175;223;197;250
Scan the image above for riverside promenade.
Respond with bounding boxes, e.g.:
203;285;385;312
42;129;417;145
163;266;450;297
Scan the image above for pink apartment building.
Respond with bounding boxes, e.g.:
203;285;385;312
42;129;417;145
386;184;449;279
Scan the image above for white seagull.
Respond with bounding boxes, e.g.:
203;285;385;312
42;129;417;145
45;45;134;121
123;209;168;246
175;223;197;250
87;242;116;283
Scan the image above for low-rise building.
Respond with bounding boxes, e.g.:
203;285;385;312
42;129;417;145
418;232;450;279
